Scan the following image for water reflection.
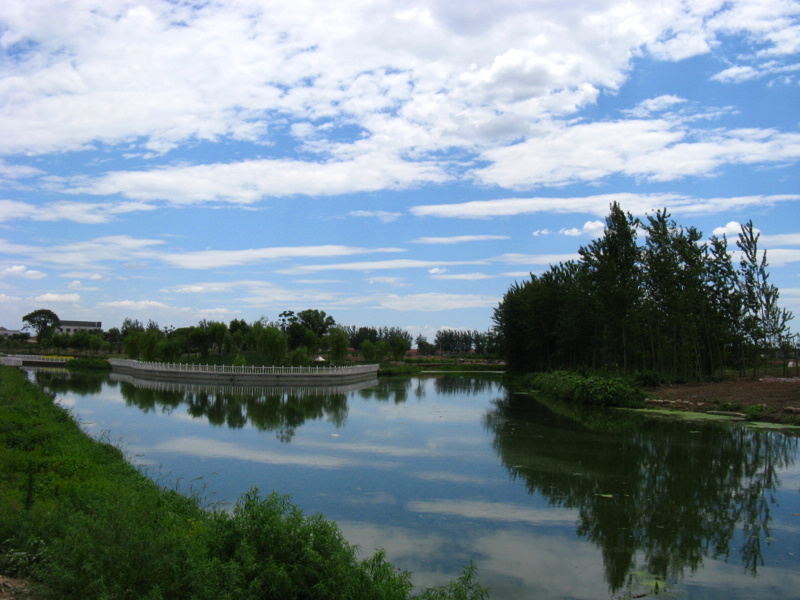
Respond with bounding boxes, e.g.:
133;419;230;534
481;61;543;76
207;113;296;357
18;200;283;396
31;369;373;443
484;392;799;593
28;368;104;395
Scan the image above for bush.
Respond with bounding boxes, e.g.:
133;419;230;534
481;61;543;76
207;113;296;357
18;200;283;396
523;371;645;408
65;357;111;371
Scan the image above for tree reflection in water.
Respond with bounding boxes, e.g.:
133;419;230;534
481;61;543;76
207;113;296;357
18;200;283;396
483;392;798;594
116;381;349;443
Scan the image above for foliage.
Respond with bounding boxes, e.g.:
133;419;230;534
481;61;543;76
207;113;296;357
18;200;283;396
523;371;645;408
65;357;111;371
0;366;487;600
21;309;60;343
493;203;794;381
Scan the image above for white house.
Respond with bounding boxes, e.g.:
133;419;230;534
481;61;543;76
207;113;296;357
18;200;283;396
55;320;103;334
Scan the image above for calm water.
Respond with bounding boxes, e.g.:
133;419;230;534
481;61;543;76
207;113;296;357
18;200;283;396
28;369;800;600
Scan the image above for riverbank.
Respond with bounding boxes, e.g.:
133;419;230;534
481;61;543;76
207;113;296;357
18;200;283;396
0;366;486;600
647;376;800;425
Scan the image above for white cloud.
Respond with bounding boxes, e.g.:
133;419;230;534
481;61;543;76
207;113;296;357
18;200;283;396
34;292;80;304
277;259;484;275
96;300;169;310
626;95;687;117
52;156;449;204
430;272;494;280
162;245;404;270
411;235;509;244
713;221;746;237
0;199;158;224
711;65;760;83
366;276;407;287
1;0;795;164
761;233;800;246
412;193;800;219
349;210;403;223
376;293;499;311
475;120;800;188
493;253;581;266
560;221;606;237
1;265;46;279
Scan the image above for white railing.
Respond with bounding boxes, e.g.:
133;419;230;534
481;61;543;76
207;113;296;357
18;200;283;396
109;359;379;376
2;354;67;363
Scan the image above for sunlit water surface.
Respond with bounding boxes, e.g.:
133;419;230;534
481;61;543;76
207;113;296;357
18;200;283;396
29;370;800;600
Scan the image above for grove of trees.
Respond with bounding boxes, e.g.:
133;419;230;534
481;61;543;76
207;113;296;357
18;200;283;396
9;307;497;366
493;203;795;380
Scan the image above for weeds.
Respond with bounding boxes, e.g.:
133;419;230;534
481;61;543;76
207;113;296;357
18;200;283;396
520;371;646;408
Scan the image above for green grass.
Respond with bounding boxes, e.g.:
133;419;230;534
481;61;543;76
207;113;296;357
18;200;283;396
0;366;487;600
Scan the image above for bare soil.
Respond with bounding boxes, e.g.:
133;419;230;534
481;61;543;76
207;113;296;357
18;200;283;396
0;576;28;600
648;376;800;423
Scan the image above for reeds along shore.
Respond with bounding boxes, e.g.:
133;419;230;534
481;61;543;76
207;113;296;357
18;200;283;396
0;366;487;600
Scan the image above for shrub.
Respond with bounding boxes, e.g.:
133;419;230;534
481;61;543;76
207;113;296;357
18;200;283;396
524;371;645;408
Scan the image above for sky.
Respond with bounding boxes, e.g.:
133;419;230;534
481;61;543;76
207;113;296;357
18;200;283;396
1;0;800;342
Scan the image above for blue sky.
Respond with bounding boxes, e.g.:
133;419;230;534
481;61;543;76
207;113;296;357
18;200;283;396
1;0;799;342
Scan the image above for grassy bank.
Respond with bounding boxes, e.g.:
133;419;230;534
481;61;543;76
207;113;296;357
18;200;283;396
0;366;487;600
508;370;646;408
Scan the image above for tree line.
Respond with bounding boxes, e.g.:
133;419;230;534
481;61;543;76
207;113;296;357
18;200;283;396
14;307;497;365
493;203;795;380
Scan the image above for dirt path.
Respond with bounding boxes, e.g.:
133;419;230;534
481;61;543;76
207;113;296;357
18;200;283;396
0;576;28;600
648;376;800;423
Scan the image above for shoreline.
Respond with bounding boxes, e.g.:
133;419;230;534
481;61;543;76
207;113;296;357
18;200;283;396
646;376;800;426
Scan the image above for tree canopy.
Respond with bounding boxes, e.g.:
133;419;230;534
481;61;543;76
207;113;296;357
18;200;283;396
22;308;60;342
493;203;794;379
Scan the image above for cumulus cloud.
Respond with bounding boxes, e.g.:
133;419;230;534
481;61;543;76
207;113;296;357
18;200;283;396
34;293;80;303
713;221;747;237
1;0;795;164
560;221;606;237
474;120;800;188
1;265;46;279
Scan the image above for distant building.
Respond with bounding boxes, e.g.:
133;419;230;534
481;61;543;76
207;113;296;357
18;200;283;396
55;320;102;334
0;327;23;338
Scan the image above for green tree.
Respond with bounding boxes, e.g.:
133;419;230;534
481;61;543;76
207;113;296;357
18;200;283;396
415;334;435;356
390;336;410;361
326;328;350;364
738;221;794;375
120;317;144;338
297;309;336;338
579;202;640;371
22;308;60;344
360;340;377;361
260;327;288;366
207;321;228;357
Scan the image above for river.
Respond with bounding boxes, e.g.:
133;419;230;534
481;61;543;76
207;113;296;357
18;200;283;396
27;369;800;600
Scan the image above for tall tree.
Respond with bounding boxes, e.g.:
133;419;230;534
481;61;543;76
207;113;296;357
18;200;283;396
297;309;336;338
578;202;640;371
22;309;60;343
